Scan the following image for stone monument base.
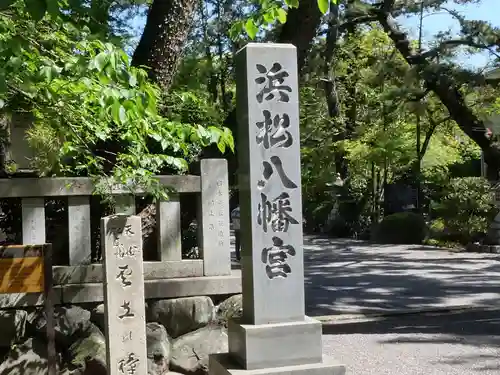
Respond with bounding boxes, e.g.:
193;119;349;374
209;354;346;375
228;316;323;369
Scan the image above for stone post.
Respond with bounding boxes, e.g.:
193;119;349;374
102;214;147;375
209;43;346;375
199;158;231;276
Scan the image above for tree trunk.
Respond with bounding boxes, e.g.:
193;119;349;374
131;0;199;92
376;9;500;180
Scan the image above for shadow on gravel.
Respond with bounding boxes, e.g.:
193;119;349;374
322;308;500;372
303;235;500;316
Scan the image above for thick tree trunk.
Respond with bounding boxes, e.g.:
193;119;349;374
132;0;324;241
376;9;500;180
131;0;198;92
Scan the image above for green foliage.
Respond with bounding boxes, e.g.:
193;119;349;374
0;1;233;199
430;177;497;244
230;0;338;39
374;212;427;245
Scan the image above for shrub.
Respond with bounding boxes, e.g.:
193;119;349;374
430;177;496;244
374;212;427;244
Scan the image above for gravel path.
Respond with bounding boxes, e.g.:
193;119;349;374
322;309;500;375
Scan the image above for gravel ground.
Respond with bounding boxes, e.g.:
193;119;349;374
321;309;500;375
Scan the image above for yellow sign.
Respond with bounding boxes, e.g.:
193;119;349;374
0;256;44;293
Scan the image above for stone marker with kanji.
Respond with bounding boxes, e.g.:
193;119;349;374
209;43;346;375
102;214;147;375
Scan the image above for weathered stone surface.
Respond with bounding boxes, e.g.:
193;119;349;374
147;322;171;375
0;337;59;375
199;159;231;276
90;304;105;332
148;296;214;338
102;214;147;375
0;310;28;348
34;305;91;346
68;323;107;375
236;43;305;325
170;325;228;375
215;295;242;326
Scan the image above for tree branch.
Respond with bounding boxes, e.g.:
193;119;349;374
413;38;500;62
322;3;340;118
374;3;500;178
419;112;450;159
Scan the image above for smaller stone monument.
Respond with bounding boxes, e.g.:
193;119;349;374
102;214;147;375
209;43;346;375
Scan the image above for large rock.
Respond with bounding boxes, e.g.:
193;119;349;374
90;304;105;332
0;337;60;375
147;323;171;375
34;306;92;346
215;294;242;327
68;323;107;375
147;297;214;338
170;325;228;375
0;310;28;348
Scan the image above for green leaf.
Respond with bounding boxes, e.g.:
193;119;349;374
8;56;22;69
317;0;329;14
244;19;258;40
217;141;226;154
129;73;137;87
24;0;47;21
0;0;16;10
276;8;287;24
284;0;299;8
263;10;275;24
46;0;60;17
229;21;244;40
111;100;121;124
331;0;337;3
119;105;127;123
94;52;108;72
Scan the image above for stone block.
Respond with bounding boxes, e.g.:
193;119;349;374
235;43;305;325
209;354;346;375
228;317;322;370
156;196;182;261
68;196;92;265
102;214;147;375
200;159;231;276
21;198;45;244
147;296;214;338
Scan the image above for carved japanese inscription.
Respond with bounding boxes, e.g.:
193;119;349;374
102;215;147;375
237;43;305;324
255;63;292;103
254;62;299;278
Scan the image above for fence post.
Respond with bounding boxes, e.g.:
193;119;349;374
199;159;231;276
21;198;45;244
68;196;92;265
156;194;182;261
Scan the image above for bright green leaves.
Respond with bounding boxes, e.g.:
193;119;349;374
317;0;339;15
317;0;329;15
276;8;287;23
244;19;259;40
283;0;298;7
233;0;339;40
0;6;234;199
93;52;109;72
